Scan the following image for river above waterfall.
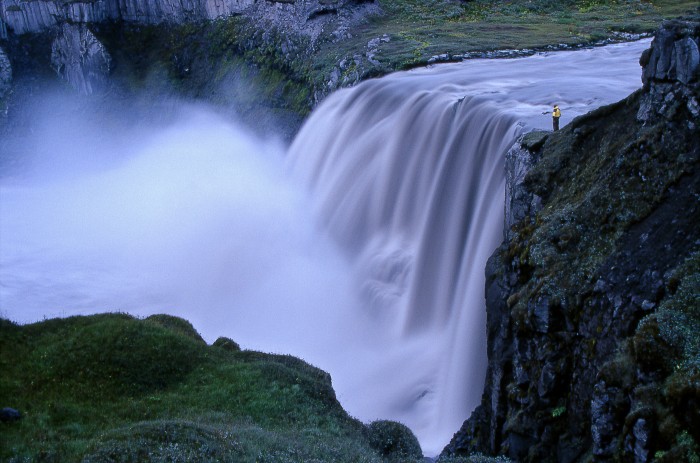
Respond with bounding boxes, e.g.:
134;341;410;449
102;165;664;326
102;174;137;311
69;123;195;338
0;39;649;455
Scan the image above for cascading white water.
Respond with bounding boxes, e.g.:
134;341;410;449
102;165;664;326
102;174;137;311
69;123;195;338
286;39;651;454
1;40;649;456
288;89;520;452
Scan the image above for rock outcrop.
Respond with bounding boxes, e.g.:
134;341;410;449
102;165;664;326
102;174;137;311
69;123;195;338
0;0;376;40
442;17;699;463
638;18;700;124
51;23;111;95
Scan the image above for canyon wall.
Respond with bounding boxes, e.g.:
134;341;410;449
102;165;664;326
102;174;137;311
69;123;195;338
0;0;370;38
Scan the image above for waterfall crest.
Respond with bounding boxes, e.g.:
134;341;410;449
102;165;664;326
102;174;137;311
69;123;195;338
288;80;522;453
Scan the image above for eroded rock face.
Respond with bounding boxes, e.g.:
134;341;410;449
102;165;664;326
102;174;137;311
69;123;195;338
504;131;546;242
0;0;375;40
640;19;700;86
0;46;11;99
51;23;111;95
638;19;700;124
1;0;233;34
441;18;700;463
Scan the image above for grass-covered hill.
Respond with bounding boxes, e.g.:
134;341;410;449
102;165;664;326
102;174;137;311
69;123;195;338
0;313;424;462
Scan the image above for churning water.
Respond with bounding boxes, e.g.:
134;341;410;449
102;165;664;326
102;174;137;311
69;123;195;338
0;39;649;454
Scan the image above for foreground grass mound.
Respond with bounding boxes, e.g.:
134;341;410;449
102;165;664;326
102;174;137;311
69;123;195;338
0;313;421;462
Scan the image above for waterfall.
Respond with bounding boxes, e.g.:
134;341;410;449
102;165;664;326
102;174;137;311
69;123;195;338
287;82;520;454
286;39;650;454
0;40;650;457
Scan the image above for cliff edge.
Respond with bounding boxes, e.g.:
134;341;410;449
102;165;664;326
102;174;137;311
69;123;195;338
442;17;699;463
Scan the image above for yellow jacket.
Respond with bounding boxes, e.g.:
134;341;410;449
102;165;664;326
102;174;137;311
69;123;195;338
553;107;561;118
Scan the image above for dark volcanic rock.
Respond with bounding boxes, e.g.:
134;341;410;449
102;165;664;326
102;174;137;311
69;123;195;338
441;17;700;463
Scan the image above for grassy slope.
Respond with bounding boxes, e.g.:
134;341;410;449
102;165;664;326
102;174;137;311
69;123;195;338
0;313;421;462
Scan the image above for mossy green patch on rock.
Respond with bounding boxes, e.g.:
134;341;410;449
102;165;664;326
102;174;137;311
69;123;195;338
145;314;206;344
366;419;423;462
0;313;415;462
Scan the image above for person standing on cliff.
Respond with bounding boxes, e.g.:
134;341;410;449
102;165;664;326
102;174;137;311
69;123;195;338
552;105;561;131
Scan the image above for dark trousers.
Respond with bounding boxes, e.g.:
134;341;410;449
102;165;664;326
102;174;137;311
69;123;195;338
553;117;560;131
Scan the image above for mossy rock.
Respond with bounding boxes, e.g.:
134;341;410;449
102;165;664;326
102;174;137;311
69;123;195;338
521;130;549;151
212;336;241;352
365;420;423;462
145;314;206;344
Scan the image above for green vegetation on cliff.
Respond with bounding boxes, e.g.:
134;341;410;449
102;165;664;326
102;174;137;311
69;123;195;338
0;313;423;462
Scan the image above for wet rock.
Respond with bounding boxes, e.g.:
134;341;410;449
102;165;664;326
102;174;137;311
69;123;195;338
51;23;111;95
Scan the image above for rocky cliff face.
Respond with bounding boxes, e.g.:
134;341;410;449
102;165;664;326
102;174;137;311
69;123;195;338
51;23;111;95
0;0;375;38
442;18;699;463
0;0;378;99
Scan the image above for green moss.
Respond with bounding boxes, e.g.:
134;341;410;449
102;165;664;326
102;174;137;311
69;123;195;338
365;420;423;462
551;406;566;418
145;314;206;344
0;314;399;462
212;336;241;352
